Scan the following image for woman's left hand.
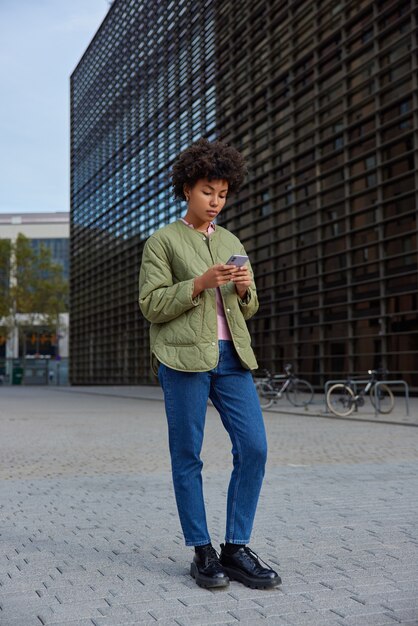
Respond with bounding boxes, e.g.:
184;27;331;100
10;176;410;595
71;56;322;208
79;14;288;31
230;266;251;299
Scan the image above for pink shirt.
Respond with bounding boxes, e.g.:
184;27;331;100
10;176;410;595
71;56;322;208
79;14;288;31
180;218;232;341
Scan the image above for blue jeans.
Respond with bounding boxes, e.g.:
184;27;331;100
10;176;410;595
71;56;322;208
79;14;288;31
158;340;267;547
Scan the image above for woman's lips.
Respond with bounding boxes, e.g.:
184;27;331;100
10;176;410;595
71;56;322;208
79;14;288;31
207;210;217;216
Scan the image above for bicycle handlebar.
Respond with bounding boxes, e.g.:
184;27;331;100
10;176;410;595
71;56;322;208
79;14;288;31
368;368;389;376
257;364;295;379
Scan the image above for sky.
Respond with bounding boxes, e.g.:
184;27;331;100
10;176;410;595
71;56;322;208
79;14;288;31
0;0;111;214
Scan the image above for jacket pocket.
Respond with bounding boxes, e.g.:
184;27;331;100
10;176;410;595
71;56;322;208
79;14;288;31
160;301;204;346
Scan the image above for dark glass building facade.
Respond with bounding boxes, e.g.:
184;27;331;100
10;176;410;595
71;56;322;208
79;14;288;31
70;0;418;390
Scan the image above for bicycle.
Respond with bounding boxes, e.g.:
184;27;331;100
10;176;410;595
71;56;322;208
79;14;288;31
326;369;395;417
254;364;314;409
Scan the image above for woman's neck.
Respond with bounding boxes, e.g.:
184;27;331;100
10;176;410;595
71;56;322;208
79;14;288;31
182;215;211;233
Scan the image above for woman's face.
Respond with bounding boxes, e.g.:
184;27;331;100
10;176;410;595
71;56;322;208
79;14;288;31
184;178;229;225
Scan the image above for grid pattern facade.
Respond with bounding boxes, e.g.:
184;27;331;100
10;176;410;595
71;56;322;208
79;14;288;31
70;0;218;384
70;0;418;389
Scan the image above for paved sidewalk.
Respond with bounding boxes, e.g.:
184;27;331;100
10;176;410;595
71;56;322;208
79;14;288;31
0;386;418;626
55;384;417;426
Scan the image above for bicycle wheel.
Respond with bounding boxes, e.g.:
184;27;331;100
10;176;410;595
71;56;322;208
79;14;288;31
286;379;314;407
370;384;395;414
326;383;355;417
255;381;274;409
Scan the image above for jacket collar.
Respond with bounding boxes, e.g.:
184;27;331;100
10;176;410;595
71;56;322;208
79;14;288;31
179;217;216;234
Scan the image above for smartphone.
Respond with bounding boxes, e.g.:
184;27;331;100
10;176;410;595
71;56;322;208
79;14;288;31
225;254;249;267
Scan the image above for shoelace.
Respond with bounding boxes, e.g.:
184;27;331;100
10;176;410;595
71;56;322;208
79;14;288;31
199;545;221;564
242;546;273;570
207;546;221;563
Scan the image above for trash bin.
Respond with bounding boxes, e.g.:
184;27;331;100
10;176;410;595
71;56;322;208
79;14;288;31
12;365;23;385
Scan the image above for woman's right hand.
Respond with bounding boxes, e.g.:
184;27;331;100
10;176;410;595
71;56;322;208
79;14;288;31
193;264;237;297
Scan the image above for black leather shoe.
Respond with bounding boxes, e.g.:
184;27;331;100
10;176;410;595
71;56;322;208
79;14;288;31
220;544;281;589
190;545;229;589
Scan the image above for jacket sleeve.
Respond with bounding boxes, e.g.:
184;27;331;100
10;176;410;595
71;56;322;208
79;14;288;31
237;246;259;320
237;244;259;320
139;235;201;324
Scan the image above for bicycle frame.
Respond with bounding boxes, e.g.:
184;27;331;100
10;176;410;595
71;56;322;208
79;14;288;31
348;372;376;402
361;380;373;397
271;376;291;399
256;365;314;409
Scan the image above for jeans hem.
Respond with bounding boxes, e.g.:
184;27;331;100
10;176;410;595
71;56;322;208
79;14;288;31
224;538;250;544
185;539;212;547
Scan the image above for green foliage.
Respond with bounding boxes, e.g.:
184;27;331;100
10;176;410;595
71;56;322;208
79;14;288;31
0;238;12;318
0;233;68;338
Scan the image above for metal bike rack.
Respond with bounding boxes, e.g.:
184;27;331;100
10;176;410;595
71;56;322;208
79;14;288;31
324;379;367;413
324;378;410;417
374;380;409;417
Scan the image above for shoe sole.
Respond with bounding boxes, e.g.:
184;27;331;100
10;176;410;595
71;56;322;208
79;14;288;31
222;566;281;589
190;562;230;589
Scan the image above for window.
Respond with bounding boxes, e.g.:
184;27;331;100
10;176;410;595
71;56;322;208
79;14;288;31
382;138;413;161
30;239;70;279
382;118;412;140
350;155;376;176
381;78;412;105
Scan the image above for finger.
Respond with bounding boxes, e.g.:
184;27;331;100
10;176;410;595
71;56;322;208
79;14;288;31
231;276;250;283
232;276;251;284
218;269;237;279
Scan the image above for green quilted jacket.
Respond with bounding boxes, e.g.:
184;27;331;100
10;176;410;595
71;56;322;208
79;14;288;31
138;220;259;375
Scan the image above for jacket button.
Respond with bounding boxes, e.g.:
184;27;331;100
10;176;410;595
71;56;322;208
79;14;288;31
226;308;231;313
211;341;216;346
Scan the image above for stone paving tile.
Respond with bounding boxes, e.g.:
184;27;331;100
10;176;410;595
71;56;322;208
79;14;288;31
223;608;265;621
284;610;346;626
0;605;55;625
92;616;179;626
380;597;418;613
339;615;402;626
171;617;238;626
45;621;97;626
43;601;113;623
303;612;400;626
258;599;320;618
205;598;260;613
235;619;292;626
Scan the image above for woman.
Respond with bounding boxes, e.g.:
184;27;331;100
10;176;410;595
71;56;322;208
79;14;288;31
139;138;281;590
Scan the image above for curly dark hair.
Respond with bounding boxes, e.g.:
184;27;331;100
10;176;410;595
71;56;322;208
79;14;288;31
171;137;247;200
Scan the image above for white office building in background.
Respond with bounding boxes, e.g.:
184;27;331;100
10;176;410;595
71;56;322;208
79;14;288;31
0;212;69;360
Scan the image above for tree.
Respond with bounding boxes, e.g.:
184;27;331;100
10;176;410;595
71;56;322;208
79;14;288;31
0;234;68;355
0;239;12;319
